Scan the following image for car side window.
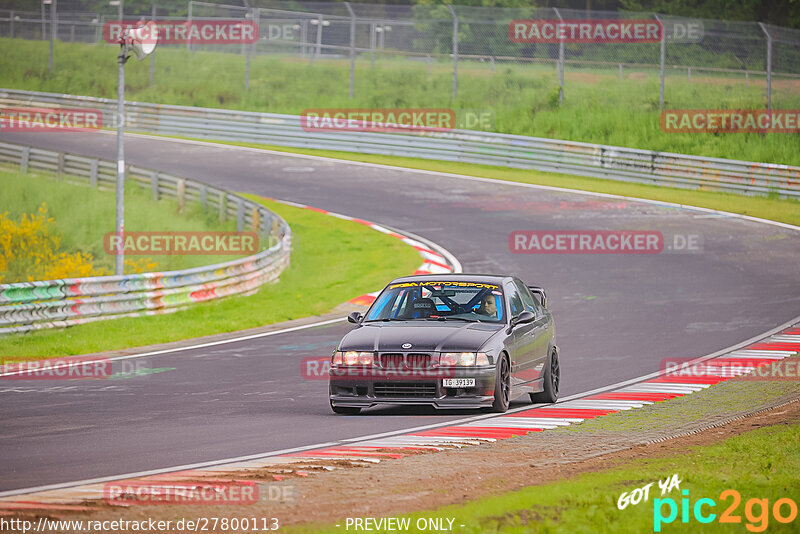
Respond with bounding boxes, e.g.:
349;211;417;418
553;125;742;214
506;284;524;318
514;279;538;315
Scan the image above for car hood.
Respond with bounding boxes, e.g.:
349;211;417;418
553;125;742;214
338;321;502;353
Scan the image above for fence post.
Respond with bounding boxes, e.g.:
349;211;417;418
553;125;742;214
149;2;155;87
90;159;98;187
758;23;772;113
200;185;207;208
310;14;324;64
448;4;458;103
656;13;665;110
219;192;227;222
553;8;564;105
57;152;64;180
49;0;57;72
370;21;377;68
9;10;13;39
21;146;30;174
344;2;355;99
237;200;244;232
244;9;252;91
176;178;185;212
187;0;192;52
618;63;623;80
151;171;159;200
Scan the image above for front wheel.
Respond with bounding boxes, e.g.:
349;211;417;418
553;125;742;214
530;349;560;404
330;400;361;415
491;355;511;413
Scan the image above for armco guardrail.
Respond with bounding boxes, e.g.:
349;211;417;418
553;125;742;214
0;141;291;335
1;88;799;199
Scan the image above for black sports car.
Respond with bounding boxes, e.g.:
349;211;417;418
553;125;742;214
329;274;559;414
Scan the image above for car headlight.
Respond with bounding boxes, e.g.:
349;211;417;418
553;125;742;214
334;351;374;366
439;352;490;366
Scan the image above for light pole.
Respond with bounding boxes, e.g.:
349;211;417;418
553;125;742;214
115;21;158;275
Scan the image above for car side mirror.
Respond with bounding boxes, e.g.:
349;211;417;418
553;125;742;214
347;311;363;324
508;310;535;331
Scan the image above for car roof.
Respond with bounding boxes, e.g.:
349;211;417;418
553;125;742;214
387;273;515;285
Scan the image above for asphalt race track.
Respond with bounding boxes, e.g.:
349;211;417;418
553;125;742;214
1;130;799;492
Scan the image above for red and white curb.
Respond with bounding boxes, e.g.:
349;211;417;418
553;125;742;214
269;198;457;307
2;325;797;511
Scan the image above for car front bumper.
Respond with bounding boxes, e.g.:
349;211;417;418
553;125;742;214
329;365;496;410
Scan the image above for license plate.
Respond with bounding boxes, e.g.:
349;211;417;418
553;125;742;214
443;378;475;388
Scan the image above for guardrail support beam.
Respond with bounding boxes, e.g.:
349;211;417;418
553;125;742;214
237;200;245;232
151;171;159;200
90;159;98;187
21;146;29;173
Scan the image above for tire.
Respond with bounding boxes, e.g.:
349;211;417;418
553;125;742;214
530;348;560;404
330;401;361;415
491;354;511;413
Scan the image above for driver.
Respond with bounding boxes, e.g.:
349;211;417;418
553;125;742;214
476;293;498;318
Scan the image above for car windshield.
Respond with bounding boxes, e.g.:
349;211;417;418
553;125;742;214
364;280;506;323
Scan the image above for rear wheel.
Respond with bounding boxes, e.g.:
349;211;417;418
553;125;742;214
530;349;560;404
491;355;511;413
330;400;361;415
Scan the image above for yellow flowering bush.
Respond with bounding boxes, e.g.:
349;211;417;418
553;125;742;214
0;203;156;282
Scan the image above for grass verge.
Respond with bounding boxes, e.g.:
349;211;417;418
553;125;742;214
0;195;421;358
174;139;800;227
289;420;800;534
1;38;798;165
0;167;247;278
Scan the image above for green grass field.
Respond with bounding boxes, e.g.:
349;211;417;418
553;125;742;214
290;421;800;533
0;194;421;358
1;38;798;165
0;167;247;279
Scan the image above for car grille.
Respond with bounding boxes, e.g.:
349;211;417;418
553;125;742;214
379;353;404;369
377;353;432;370
374;382;437;398
406;353;432;370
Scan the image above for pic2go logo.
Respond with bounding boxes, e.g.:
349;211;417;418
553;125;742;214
654;489;798;532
